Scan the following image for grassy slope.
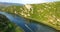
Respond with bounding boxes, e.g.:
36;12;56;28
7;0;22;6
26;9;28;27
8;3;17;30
23;1;60;30
0;1;60;30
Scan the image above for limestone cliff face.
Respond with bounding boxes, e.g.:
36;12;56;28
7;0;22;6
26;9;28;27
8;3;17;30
0;1;60;30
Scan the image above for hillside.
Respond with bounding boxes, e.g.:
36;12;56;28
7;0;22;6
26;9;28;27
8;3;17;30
0;1;60;30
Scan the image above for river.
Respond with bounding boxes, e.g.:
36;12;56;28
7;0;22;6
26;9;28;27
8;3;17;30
0;11;57;32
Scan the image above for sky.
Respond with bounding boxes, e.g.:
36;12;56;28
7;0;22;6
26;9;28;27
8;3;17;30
0;0;60;4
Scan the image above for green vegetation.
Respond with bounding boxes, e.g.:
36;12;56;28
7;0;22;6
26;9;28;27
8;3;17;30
0;1;60;31
0;14;24;32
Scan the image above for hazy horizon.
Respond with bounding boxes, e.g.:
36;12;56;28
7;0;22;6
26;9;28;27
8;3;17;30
0;0;59;4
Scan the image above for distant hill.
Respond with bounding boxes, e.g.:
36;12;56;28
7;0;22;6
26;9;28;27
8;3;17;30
0;2;24;7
